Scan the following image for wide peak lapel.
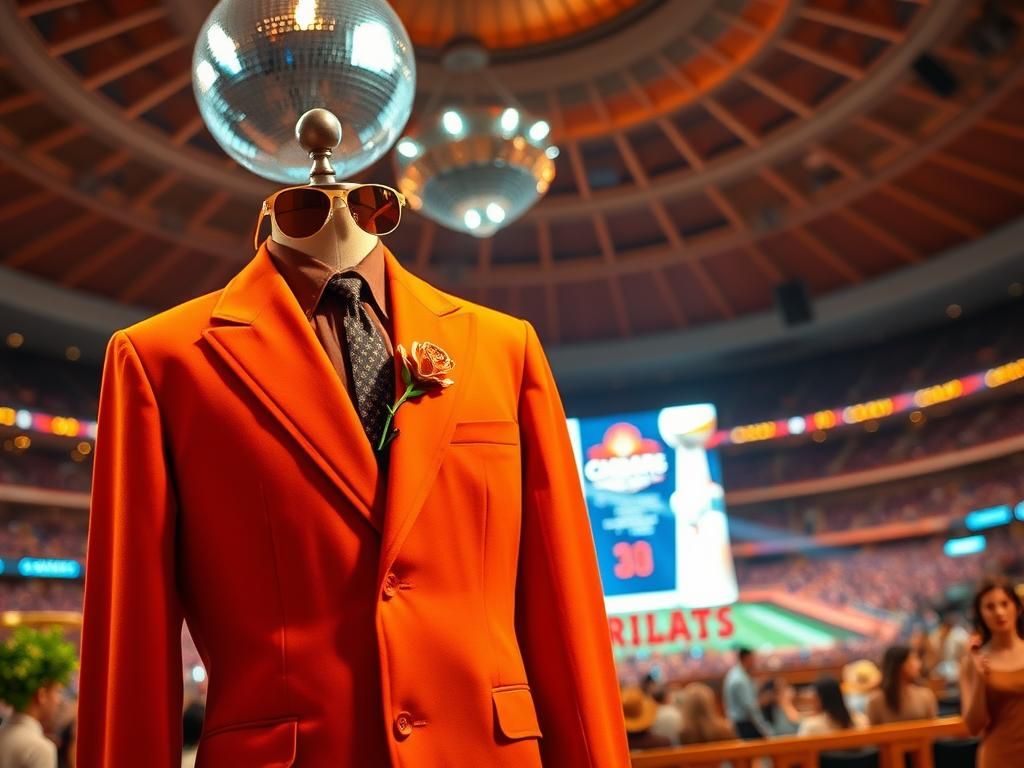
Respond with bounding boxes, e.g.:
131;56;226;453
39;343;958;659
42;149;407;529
380;249;476;577
201;244;380;530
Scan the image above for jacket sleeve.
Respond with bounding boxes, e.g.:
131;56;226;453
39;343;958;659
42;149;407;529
514;321;631;767
77;331;184;768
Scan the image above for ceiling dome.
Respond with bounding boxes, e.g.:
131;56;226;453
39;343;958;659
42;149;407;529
0;0;1022;366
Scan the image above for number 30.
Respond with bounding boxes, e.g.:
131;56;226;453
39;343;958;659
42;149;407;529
613;541;654;579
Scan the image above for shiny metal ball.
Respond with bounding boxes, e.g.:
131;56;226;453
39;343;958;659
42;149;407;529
192;0;416;184
296;108;343;154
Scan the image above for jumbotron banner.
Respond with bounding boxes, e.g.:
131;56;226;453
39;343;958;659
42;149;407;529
567;404;739;657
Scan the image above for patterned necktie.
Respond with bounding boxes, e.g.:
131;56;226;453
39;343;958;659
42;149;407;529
327;274;392;448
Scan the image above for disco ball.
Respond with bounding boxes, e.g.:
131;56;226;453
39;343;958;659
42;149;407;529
192;0;416;184
394;106;558;238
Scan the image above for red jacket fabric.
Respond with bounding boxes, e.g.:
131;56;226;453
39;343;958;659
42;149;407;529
77;244;630;767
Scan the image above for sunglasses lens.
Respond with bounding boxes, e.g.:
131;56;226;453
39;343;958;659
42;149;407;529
272;188;331;239
346;185;401;235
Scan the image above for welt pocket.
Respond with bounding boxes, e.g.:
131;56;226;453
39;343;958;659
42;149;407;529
451;420;519;445
492;684;543;740
197;716;297;768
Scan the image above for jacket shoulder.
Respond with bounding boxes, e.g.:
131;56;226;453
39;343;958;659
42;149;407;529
446;291;530;347
113;289;224;357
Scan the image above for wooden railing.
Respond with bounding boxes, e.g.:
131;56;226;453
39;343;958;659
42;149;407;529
631;716;969;768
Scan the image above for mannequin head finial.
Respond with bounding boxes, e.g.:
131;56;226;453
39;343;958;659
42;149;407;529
296;108;342;185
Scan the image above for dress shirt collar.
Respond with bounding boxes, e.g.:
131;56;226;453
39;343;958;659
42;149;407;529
266;239;388;320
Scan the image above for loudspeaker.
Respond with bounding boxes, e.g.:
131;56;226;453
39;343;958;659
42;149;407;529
913;54;959;97
775;279;813;326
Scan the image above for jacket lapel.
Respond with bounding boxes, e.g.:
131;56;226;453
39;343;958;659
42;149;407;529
201;244;381;531
379;248;476;578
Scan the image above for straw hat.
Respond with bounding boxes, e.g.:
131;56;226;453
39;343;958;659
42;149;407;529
842;659;882;694
621;687;658;734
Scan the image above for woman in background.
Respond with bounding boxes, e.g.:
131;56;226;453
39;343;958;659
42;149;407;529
960;577;1024;768
798;676;868;735
678;682;736;745
867;645;938;724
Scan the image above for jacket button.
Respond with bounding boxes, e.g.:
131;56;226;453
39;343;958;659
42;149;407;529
394;711;414;739
382;572;400;599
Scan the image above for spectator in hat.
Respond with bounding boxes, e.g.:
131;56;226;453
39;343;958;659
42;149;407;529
842;658;881;716
621;687;671;751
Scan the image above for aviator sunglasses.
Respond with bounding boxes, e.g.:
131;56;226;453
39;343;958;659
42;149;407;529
254;183;406;250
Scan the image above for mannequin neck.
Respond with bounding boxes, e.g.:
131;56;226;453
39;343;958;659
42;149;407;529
269;194;379;272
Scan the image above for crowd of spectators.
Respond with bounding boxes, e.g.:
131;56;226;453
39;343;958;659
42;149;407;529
729;453;1024;538
734;527;1021;617
712;299;1024;426
0;449;92;493
722;396;1024;490
0;503;87;560
0;347;99;420
4;296;1024;438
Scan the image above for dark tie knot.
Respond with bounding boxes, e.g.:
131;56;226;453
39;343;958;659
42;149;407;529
327;274;365;305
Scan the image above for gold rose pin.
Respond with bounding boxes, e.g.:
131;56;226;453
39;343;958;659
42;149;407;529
378;341;455;451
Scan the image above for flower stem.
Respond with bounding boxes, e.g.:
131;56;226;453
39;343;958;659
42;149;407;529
378;382;416;451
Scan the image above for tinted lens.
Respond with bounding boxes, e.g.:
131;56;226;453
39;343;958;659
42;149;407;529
272;188;331;239
346;185;401;235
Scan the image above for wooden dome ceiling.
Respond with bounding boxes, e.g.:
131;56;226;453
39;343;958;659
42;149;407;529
0;0;1022;347
391;0;655;54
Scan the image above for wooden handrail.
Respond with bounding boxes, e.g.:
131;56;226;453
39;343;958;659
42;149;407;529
631;716;969;768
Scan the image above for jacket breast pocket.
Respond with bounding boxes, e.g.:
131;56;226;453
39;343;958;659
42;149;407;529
196;717;297;768
452;420;519;445
493;684;543;741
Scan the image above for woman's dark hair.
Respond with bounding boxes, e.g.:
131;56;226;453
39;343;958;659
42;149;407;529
759;679;778;723
815;676;853;729
972;577;1024;645
879;645;912;714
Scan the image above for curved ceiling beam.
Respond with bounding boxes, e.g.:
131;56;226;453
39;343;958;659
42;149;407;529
0;139;247;261
533;2;797;142
524;0;964;221
0;0;274;198
444;55;1024;287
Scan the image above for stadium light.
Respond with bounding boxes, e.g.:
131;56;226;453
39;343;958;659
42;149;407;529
943;535;986;558
965;505;1012;531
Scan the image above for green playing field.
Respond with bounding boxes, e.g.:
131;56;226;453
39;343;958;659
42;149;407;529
609;601;859;659
726;602;859;651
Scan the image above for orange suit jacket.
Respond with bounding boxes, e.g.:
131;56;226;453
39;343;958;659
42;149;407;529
77;244;630;768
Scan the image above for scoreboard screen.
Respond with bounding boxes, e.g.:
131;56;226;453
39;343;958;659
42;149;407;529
567;404;738;615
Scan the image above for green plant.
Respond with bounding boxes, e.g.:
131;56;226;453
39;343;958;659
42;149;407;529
0;626;78;711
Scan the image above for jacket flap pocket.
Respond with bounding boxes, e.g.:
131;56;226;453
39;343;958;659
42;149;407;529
452;420;519;445
197;717;297;768
493;685;543;740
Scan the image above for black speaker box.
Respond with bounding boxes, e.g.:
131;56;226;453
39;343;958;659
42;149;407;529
775;279;813;326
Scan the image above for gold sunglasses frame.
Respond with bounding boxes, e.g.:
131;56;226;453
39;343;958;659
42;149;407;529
253;183;407;251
